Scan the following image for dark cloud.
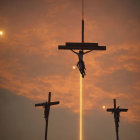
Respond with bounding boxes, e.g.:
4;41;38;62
0;88;79;140
1;88;139;140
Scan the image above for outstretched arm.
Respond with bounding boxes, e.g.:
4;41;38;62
71;49;78;55
83;50;93;55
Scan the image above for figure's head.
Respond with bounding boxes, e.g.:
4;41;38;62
79;50;83;54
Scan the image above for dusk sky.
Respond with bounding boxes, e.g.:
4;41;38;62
0;0;140;140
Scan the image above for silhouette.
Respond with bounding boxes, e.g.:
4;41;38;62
58;5;106;78
35;92;60;140
71;49;92;77
107;99;128;140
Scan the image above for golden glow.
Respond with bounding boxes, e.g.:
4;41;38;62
0;31;3;36
102;105;106;109
72;66;76;69
80;74;82;140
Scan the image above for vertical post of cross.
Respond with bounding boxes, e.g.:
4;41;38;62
82;0;84;44
45;118;48;140
82;20;84;43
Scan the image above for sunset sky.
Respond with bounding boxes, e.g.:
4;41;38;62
0;0;140;140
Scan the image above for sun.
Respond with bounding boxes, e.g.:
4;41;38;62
0;31;3;36
102;105;106;110
72;66;76;70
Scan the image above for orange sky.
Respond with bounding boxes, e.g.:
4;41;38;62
0;1;140;138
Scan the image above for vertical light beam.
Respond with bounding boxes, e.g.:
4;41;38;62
80;74;83;140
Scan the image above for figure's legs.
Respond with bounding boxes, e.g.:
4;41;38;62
82;71;85;78
77;61;86;78
82;61;86;70
82;61;86;75
77;61;81;69
81;66;86;78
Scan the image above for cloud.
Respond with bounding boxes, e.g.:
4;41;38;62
0;0;140;123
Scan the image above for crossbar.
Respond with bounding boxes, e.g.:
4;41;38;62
58;45;106;50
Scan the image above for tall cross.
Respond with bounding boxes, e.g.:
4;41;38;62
35;92;60;140
58;0;106;78
107;99;128;140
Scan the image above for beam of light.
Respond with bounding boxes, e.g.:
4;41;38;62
80;74;82;140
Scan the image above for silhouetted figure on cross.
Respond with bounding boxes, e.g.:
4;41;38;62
71;49;92;78
107;99;128;140
35;92;60;140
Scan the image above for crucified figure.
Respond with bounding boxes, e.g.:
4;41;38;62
71;50;92;78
